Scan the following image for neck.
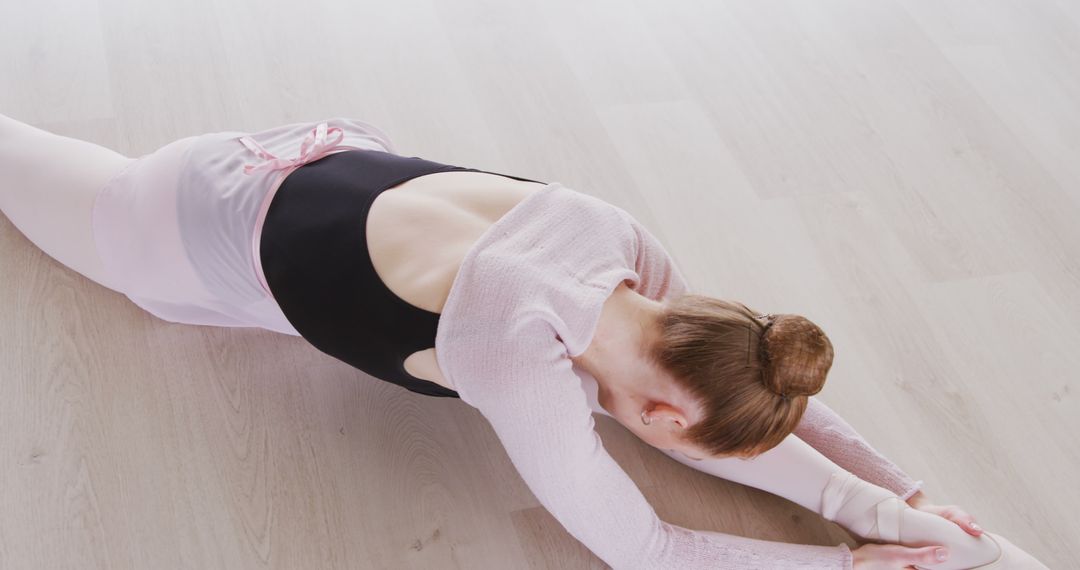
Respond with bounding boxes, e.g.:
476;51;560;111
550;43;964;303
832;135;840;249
571;282;664;390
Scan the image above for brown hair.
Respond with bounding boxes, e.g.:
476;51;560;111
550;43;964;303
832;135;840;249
646;294;833;458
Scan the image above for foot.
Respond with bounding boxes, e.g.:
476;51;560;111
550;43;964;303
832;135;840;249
914;531;1049;570
820;471;1002;570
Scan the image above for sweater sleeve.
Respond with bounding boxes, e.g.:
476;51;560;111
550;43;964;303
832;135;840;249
619;206;924;501
792;398;924;500
472;318;854;570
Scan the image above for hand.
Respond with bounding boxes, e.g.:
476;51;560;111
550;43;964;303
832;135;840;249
853;542;950;569
905;490;984;537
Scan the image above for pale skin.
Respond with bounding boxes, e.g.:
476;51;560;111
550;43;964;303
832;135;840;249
0;113;984;569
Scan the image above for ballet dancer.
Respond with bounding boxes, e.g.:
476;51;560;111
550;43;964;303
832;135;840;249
0;113;1049;569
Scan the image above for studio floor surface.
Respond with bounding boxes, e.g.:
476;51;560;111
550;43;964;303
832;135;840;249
1;0;1078;568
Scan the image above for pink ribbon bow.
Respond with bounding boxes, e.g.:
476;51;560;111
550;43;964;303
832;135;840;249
239;122;347;175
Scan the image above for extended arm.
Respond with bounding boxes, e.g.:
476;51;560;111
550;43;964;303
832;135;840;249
579;368;996;570
597;206;999;568
475;320;854;570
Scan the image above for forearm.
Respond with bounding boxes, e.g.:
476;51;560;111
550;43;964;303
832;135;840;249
657;429;994;570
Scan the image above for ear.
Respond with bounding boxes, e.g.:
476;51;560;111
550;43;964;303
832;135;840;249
650;402;692;429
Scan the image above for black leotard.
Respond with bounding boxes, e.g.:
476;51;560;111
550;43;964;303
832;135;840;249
259;149;546;398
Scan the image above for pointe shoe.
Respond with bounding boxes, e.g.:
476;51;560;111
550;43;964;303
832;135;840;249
914;531;1050;570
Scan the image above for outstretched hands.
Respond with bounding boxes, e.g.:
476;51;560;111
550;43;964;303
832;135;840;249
906;490;985;537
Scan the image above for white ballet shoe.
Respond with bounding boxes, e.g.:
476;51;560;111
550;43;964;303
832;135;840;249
820;472;1018;570
914;531;1050;570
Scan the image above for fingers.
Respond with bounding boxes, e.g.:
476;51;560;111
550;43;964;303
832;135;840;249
936;505;984;537
854;543;950;569
915;502;985;537
888;544;950;567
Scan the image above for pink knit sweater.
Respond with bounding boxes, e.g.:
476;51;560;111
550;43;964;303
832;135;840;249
433;182;922;569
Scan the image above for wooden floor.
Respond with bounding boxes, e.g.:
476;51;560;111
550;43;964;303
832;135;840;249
2;0;1078;568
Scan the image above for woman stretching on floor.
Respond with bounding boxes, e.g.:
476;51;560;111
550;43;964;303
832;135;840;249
0;113;1047;569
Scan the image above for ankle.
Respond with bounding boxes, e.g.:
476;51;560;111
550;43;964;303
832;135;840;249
820;471;899;540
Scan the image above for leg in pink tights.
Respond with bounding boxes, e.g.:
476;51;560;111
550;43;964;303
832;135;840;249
576;370;1000;569
0;113;134;291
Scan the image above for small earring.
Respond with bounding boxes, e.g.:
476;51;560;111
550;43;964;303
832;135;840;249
640;410;652;425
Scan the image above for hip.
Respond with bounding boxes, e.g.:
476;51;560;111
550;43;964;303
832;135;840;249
91;117;394;333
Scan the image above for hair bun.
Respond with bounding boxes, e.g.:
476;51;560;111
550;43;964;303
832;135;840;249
759;313;833;399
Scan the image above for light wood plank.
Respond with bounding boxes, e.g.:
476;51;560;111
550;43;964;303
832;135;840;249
1;0;1075;567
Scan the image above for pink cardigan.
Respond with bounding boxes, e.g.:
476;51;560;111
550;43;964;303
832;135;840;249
434;182;922;569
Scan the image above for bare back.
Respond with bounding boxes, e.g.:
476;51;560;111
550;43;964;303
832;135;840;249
366;170;547;389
